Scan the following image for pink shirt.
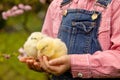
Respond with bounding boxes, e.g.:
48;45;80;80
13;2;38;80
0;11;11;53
42;0;120;78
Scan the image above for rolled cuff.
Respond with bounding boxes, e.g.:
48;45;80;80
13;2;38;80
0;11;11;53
70;54;92;78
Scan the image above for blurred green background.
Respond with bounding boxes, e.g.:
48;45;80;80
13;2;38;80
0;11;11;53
0;0;50;80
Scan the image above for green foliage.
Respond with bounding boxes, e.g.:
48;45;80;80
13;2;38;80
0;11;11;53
0;31;49;80
0;0;48;32
0;0;50;80
0;0;46;11
5;11;44;33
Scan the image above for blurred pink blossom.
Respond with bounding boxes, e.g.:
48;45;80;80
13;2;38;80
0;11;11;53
13;9;24;15
18;3;25;9
11;6;18;12
24;5;32;11
18;47;26;55
2;54;11;59
39;0;52;4
18;47;27;59
6;10;12;16
2;4;32;20
39;0;46;4
2;12;8;20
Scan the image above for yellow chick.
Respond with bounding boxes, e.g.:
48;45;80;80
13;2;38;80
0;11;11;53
37;37;67;60
23;32;46;58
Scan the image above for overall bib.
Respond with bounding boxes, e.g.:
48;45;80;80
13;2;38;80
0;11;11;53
52;0;112;80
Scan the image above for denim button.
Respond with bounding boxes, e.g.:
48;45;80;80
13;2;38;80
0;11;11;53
62;10;67;16
77;72;83;78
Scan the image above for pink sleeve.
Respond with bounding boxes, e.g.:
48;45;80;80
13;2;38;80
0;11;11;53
41;1;54;37
70;1;120;78
70;50;120;78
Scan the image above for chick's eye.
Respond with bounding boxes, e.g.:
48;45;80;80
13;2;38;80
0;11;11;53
31;37;37;40
41;45;48;52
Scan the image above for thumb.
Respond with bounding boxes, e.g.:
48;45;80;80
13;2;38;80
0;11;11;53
49;56;64;66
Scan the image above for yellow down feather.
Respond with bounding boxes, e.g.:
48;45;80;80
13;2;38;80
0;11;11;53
37;37;67;60
23;32;67;60
23;32;46;58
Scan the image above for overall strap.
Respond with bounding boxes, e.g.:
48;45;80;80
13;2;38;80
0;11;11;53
95;0;112;8
60;0;112;8
61;0;72;6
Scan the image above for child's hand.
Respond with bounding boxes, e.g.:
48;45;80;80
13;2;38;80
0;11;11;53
18;56;43;72
39;55;71;76
18;48;43;72
18;52;43;72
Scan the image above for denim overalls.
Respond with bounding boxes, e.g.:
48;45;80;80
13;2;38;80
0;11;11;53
52;0;112;80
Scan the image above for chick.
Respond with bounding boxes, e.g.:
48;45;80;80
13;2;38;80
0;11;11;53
37;37;67;60
23;32;46;58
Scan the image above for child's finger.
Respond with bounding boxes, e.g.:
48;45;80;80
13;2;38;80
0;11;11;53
40;56;52;73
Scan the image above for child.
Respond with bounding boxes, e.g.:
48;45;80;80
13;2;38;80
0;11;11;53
19;0;120;79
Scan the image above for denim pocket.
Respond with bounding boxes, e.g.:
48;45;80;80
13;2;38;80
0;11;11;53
72;21;96;33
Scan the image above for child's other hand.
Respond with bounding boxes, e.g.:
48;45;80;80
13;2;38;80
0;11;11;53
39;55;71;76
